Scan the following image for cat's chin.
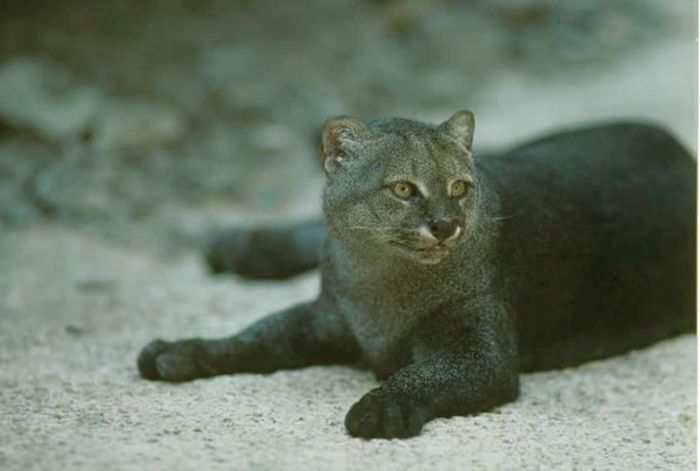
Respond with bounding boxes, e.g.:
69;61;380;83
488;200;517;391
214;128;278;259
389;242;451;265
415;254;449;265
415;250;450;265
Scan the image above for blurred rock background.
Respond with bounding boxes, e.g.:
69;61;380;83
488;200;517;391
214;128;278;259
0;0;696;255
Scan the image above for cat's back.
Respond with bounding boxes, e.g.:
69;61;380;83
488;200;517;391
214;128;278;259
480;122;693;191
477;123;695;371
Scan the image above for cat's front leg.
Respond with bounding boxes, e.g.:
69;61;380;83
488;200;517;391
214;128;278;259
345;303;519;439
137;299;358;382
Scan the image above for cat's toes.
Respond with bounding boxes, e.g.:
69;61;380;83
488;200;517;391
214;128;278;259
345;390;425;439
137;339;211;382
204;230;250;275
137;339;169;379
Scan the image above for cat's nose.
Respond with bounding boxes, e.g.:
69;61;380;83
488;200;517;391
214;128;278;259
427;218;459;241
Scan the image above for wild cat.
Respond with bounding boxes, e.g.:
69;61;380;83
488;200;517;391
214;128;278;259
139;111;695;438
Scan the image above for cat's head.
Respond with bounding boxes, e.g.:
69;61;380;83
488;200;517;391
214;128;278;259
321;111;479;265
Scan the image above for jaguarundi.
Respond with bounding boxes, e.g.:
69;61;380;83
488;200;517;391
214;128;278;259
138;111;695;439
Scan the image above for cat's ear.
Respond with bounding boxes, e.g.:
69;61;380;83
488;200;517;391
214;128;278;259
439;110;475;150
321;116;372;174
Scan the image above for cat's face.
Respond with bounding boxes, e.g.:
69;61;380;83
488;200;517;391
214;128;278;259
321;112;478;264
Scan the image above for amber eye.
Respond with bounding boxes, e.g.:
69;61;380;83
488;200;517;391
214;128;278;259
393;181;415;199
450;180;469;197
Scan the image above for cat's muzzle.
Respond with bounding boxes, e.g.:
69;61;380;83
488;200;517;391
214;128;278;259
391;224;464;264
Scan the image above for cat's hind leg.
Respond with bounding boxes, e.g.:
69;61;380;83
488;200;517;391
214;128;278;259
205;218;325;279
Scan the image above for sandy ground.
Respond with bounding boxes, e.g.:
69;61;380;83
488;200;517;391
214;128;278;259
0;225;695;471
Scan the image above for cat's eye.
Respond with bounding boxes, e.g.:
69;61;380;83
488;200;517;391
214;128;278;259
393;181;415;199
450;180;469;197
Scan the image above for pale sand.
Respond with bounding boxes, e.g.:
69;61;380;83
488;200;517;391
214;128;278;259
0;227;695;470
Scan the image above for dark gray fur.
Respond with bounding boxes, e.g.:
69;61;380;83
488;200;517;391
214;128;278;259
140;113;695;439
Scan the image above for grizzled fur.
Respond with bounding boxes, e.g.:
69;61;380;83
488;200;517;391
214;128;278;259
139;113;695;439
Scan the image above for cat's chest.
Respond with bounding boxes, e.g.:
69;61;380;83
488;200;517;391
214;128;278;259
337;273;449;374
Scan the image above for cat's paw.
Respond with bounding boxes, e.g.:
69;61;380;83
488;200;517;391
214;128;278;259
205;226;318;279
204;229;251;275
345;389;426;439
137;339;213;382
204;229;286;279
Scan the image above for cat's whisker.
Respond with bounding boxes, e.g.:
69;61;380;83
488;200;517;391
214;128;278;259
349;225;392;232
487;214;517;221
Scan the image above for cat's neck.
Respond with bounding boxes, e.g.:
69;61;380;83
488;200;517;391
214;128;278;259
330;238;443;284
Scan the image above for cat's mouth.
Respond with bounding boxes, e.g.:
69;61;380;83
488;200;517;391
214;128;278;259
384;225;464;264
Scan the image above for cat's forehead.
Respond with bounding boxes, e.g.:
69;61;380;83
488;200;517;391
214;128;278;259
369;131;471;182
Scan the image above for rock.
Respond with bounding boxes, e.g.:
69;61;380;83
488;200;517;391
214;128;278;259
0;58;99;141
0;57;186;151
92;100;187;152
